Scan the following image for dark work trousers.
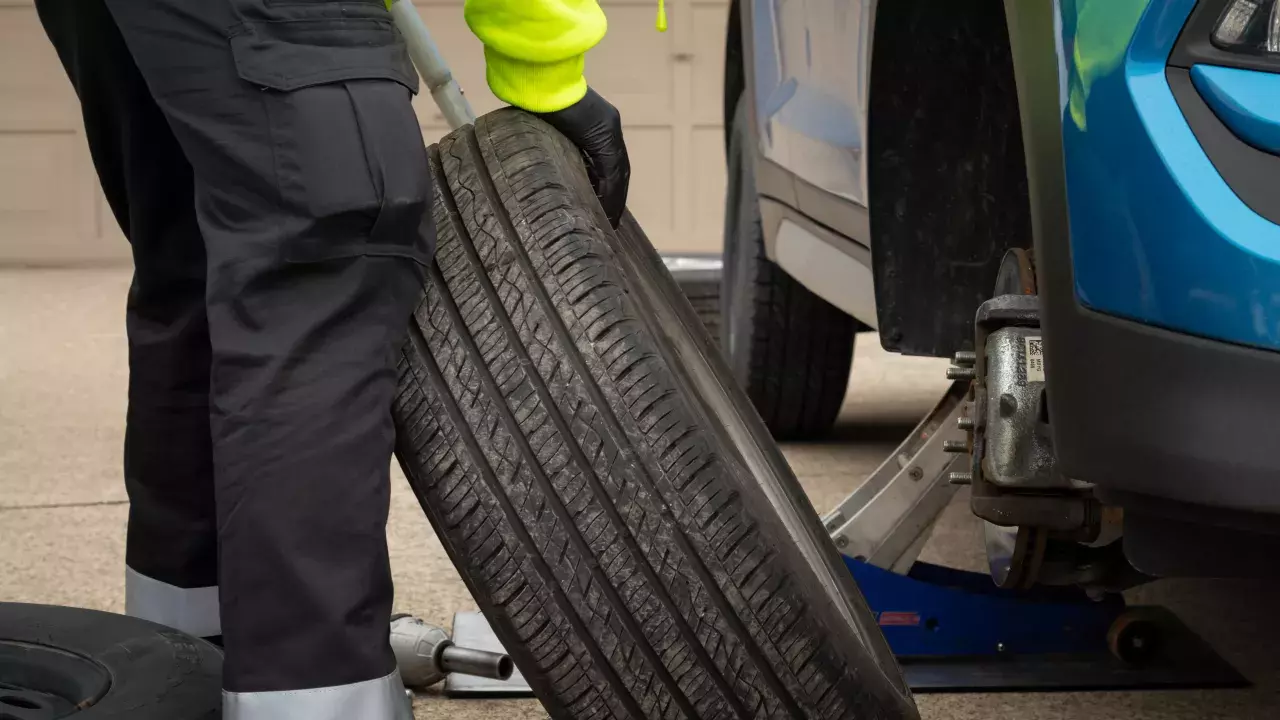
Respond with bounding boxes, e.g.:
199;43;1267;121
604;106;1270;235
36;0;432;714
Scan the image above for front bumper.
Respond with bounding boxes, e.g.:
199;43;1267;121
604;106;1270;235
1003;0;1280;530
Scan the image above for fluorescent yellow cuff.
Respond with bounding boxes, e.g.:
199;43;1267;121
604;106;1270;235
484;46;588;113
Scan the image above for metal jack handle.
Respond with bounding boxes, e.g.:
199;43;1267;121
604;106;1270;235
388;0;477;130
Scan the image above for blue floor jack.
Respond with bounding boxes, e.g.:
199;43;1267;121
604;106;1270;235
823;380;1245;693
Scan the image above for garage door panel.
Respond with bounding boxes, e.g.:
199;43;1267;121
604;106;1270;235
0;133;99;262
0;6;80;132
585;4;673;125
624;126;673;248
3;0;732;262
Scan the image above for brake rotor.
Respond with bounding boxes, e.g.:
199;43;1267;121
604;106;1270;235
984;522;1049;589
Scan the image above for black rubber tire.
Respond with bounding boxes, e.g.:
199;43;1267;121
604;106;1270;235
394;109;915;720
721;98;858;441
0;603;221;719
684;279;721;348
664;255;722;347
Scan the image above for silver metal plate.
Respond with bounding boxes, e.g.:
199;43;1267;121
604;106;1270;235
443;612;535;698
822;381;969;573
982;326;1064;489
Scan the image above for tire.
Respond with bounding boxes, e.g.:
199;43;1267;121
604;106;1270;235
394;110;915;720
721;98;858;440
683;278;721;349
663;254;722;347
0;603;221;719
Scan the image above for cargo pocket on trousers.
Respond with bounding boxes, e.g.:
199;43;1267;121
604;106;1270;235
230;16;434;268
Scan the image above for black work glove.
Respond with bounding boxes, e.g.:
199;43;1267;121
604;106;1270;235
535;88;630;228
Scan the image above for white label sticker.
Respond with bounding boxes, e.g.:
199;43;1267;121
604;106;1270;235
1024;336;1045;383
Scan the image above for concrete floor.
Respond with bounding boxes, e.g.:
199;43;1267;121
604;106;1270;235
2;267;1277;719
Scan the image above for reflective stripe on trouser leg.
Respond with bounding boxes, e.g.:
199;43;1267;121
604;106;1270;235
125;566;221;638
222;669;413;720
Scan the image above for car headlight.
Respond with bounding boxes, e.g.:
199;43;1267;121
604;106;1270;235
1213;0;1280;55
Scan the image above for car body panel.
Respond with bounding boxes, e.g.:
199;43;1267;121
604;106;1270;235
749;0;875;213
1191;64;1280;155
759;197;880;327
1060;0;1280;352
744;0;880;329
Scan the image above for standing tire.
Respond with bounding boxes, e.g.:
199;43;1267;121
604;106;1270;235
394;109;915;720
0;603;221;719
721;98;858;440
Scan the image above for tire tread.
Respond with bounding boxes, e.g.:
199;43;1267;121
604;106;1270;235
394;110;884;720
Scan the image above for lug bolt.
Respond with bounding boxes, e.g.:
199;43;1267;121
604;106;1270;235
948;472;973;486
942;440;969;454
946;366;976;381
953;350;977;367
958;416;975;431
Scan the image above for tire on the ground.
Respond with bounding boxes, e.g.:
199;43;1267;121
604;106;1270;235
721;98;859;440
0;602;221;719
393;109;915;720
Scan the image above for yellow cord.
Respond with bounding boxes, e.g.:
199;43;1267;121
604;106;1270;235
656;0;668;32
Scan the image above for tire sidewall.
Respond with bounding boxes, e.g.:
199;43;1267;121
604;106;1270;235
721;97;762;385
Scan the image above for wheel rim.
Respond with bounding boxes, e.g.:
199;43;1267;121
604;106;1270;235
0;641;111;718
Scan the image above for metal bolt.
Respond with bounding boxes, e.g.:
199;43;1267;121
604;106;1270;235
957;416;975;431
834;536;849;549
942;439;969;454
908;466;924;481
953;350;977;367
948;471;973;486
823;512;846;533
946;366;976;381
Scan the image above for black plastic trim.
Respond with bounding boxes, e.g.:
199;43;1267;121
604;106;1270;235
1001;1;1280;527
1168;67;1280;223
1169;0;1280;75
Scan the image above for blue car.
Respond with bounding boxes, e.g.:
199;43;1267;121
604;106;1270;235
722;0;1280;582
